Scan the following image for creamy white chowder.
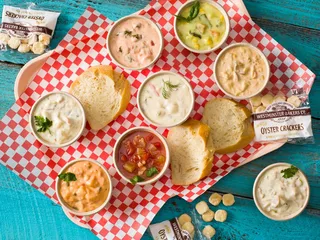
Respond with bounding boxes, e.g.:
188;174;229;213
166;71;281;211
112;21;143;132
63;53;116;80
139;72;193;126
32;92;84;145
255;165;309;220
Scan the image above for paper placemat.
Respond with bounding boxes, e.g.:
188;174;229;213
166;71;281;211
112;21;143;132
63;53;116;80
0;0;315;239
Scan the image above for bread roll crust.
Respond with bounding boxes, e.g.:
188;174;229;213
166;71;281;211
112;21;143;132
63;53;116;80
167;119;215;186
201;98;255;154
70;65;130;131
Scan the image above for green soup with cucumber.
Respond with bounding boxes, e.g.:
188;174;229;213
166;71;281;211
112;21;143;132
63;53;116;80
176;1;227;51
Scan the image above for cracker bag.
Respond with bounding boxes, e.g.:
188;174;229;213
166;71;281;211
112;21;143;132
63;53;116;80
251;88;314;144
0;3;60;55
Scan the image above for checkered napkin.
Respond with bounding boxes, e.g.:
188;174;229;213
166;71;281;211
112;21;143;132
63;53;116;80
0;0;315;239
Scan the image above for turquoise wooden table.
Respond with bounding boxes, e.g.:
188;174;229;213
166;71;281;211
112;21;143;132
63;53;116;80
0;0;319;239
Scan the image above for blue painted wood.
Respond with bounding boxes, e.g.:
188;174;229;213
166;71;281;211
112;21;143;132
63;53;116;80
244;0;320;31
0;0;320;239
143;194;320;240
1;163;319;240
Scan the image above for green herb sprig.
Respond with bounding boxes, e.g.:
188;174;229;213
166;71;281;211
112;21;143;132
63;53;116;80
124;30;132;36
130;175;144;185
58;172;77;182
162;79;180;99
34;116;53;134
189;31;201;39
281;165;299;179
175;0;200;22
146;167;159;178
132;34;142;40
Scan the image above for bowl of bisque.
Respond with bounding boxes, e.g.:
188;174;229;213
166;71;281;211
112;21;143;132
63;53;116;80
253;163;310;221
56;158;113;216
107;15;164;70
29;91;86;148
174;0;230;53
213;42;270;100
137;71;195;128
113;127;170;185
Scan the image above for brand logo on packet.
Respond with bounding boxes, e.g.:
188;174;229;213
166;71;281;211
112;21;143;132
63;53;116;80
253;94;313;142
150;218;193;240
5;10;45;20
254;102;311;123
0;5;60;53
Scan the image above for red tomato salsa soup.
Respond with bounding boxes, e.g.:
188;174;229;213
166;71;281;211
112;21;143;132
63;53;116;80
117;131;166;184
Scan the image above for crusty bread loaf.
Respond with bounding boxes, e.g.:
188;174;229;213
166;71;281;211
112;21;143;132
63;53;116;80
201;98;255;154
167;119;215;186
70;65;130;131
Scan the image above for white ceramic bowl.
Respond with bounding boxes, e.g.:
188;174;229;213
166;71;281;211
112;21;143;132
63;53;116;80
174;0;230;54
137;71;195;128
29;91;86;148
213;42;270;100
107;15;164;71
253;162;310;221
113;127;170;185
56;158;113;216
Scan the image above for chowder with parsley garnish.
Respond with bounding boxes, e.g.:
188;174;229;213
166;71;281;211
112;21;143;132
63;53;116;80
58;160;111;213
254;163;310;220
30;92;85;146
138;71;194;127
175;0;228;51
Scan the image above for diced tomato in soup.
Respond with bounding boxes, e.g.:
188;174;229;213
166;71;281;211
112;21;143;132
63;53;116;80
118;131;166;181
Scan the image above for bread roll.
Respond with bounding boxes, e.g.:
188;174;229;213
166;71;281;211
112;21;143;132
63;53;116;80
167;119;215;185
201;98;255;154
70;65;130;130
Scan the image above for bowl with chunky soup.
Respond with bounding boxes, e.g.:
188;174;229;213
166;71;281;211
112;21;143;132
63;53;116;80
56;158;113;216
213;43;270;99
137;71;195;128
107;15;164;70
29;91;86;148
174;0;230;53
253;163;310;221
113;127;170;185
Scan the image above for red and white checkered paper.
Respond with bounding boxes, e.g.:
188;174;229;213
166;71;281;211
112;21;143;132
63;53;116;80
0;0;316;239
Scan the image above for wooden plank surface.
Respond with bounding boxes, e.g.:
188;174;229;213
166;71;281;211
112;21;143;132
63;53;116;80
0;0;319;239
1;168;319;240
244;0;320;30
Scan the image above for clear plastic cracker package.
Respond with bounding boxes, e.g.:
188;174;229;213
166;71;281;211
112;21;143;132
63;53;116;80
0;4;60;54
0;0;316;239
252;89;314;144
149;209;207;240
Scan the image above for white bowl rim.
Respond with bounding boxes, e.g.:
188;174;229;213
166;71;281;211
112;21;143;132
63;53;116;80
173;0;230;54
213;42;271;100
137;70;195;128
113;127;170;186
29;91;86;148
106;15;164;71
253;162;310;221
55;158;113;216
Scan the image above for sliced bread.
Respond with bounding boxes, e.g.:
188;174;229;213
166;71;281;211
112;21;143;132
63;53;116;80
70;65;130;131
167;119;215;186
201;98;255;154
